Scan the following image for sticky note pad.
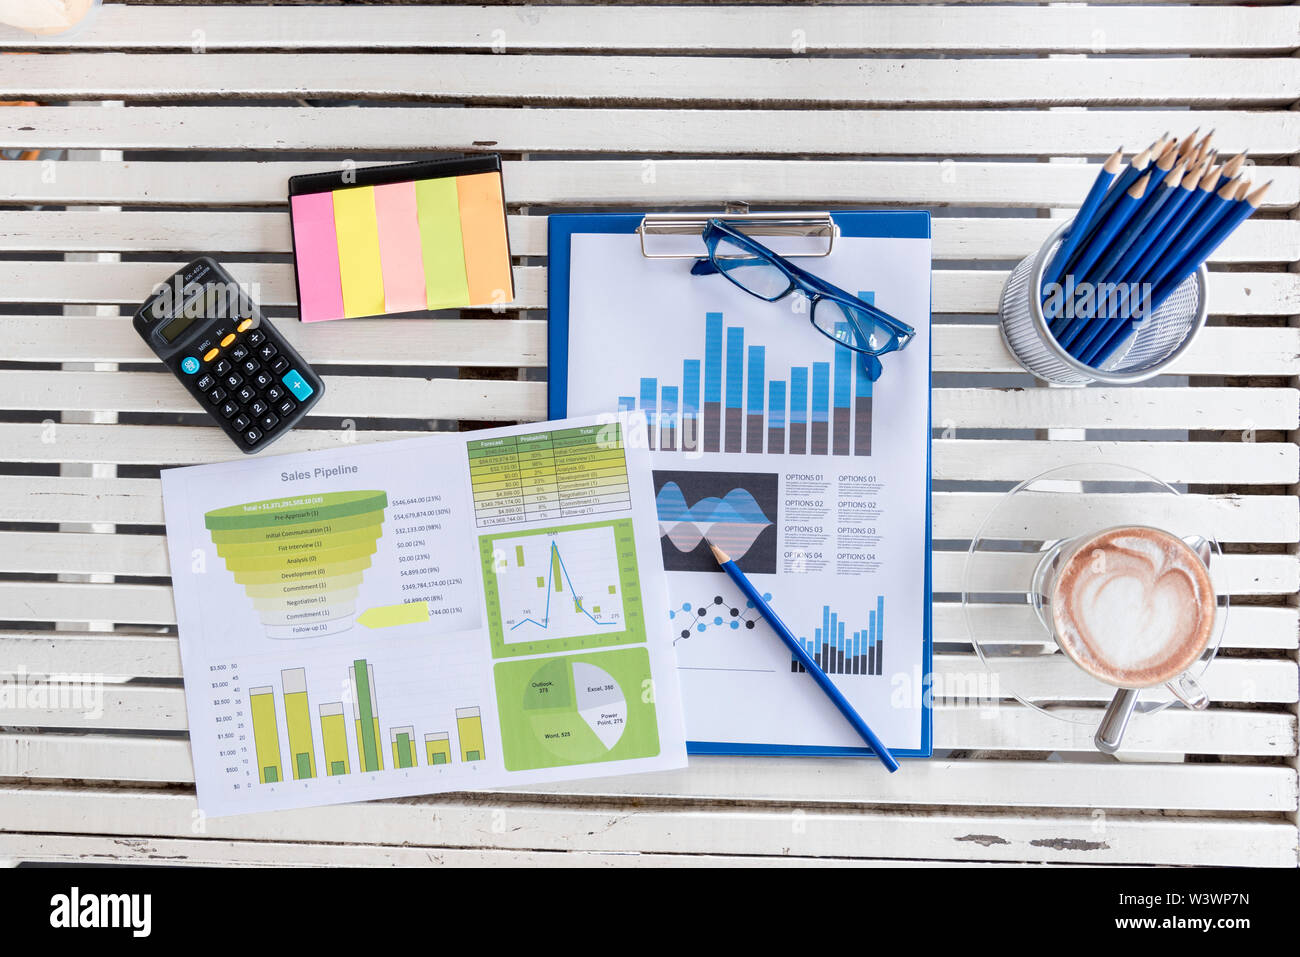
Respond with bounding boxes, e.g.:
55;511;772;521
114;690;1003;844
289;192;345;323
286;155;512;322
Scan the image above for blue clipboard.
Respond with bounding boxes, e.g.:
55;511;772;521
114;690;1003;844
547;210;933;759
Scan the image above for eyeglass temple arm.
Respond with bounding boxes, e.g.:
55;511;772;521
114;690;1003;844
690;259;720;276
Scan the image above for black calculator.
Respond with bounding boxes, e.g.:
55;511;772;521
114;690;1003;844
134;258;324;454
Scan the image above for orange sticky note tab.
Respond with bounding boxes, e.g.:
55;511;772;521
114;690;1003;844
455;172;513;308
332;185;386;319
373;180;427;315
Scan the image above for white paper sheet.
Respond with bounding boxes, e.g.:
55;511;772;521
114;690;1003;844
565;231;931;752
161;415;686;816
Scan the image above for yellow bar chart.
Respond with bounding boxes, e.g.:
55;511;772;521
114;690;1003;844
283;668;316;780
456;706;486;762
319;702;350;776
425;732;452;766
250;686;283;784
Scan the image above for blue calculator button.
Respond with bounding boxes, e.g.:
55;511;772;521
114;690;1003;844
180;356;200;375
281;369;314;401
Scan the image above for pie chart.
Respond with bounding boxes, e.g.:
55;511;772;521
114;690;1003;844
494;647;660;771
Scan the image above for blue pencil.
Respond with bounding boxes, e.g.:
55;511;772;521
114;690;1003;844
1089;159;1186;286
1065;163;1189;360
708;542;899;773
1099;161;1189;286
1147;180;1267;311
1040;148;1123;297
1142;175;1241;295
1069;138;1159;250
1087;180;1267;368
1122;160;1213;288
1077;175;1236;366
1053;172;1150;348
1138;141;1180;199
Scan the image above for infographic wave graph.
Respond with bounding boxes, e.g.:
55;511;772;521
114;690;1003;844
652;471;778;574
656;482;773;563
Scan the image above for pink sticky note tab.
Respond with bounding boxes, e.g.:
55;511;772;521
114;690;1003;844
290;192;346;323
373;180;427;315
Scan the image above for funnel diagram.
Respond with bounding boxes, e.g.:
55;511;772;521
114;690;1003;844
204;490;387;638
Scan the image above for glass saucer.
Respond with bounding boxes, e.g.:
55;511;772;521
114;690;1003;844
960;463;1227;725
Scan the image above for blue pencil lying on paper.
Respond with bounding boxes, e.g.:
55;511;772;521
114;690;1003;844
1038;130;1267;369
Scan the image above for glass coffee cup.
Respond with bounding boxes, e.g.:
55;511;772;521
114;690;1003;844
1030;524;1216;710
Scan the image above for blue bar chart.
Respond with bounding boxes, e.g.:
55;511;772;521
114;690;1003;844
791;596;885;676
617;310;872;457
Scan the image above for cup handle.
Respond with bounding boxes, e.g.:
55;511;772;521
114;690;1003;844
1166;671;1210;711
1094;687;1139;754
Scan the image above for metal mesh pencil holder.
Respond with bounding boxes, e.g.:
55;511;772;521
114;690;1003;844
998;221;1208;385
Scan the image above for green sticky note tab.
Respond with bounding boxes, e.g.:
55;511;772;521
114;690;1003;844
415;178;471;310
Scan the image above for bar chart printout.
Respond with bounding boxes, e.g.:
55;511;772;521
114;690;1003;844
792;597;886;677
282;667;316;780
163;412;689;814
391;726;418;769
250;685;282;784
319;702;350;776
245;658;497;781
425;732;453;766
457;706;486;762
616;311;872;459
350;659;384;772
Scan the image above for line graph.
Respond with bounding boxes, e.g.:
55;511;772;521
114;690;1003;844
508;540;622;633
670;592;767;643
653;470;778;573
479;518;648;658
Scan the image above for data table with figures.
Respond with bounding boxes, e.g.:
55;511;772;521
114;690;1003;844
467;425;632;527
0;0;1296;868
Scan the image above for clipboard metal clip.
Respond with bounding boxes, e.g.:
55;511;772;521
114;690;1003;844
637;209;839;259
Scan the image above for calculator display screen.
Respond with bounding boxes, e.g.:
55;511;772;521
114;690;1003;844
159;311;200;343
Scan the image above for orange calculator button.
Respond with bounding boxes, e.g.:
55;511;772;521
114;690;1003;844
220;334;236;347
203;348;219;362
236;319;253;333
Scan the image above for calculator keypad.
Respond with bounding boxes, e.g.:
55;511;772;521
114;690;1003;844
180;315;322;452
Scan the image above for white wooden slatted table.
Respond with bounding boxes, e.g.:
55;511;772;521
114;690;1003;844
0;0;1296;868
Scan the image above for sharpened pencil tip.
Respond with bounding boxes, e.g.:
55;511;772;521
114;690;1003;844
707;541;731;564
1245;181;1272;206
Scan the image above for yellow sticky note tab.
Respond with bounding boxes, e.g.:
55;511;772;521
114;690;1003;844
415;178;470;310
331;185;386;319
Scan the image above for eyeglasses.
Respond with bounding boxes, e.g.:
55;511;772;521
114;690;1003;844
689;219;915;381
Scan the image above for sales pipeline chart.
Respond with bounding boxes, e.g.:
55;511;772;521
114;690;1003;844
616;309;873;457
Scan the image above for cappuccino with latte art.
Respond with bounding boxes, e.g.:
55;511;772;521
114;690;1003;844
1049;526;1215;688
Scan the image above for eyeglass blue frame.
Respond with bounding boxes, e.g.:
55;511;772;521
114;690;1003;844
690;219;915;381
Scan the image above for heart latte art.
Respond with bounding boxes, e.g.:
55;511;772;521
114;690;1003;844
1050;527;1215;688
